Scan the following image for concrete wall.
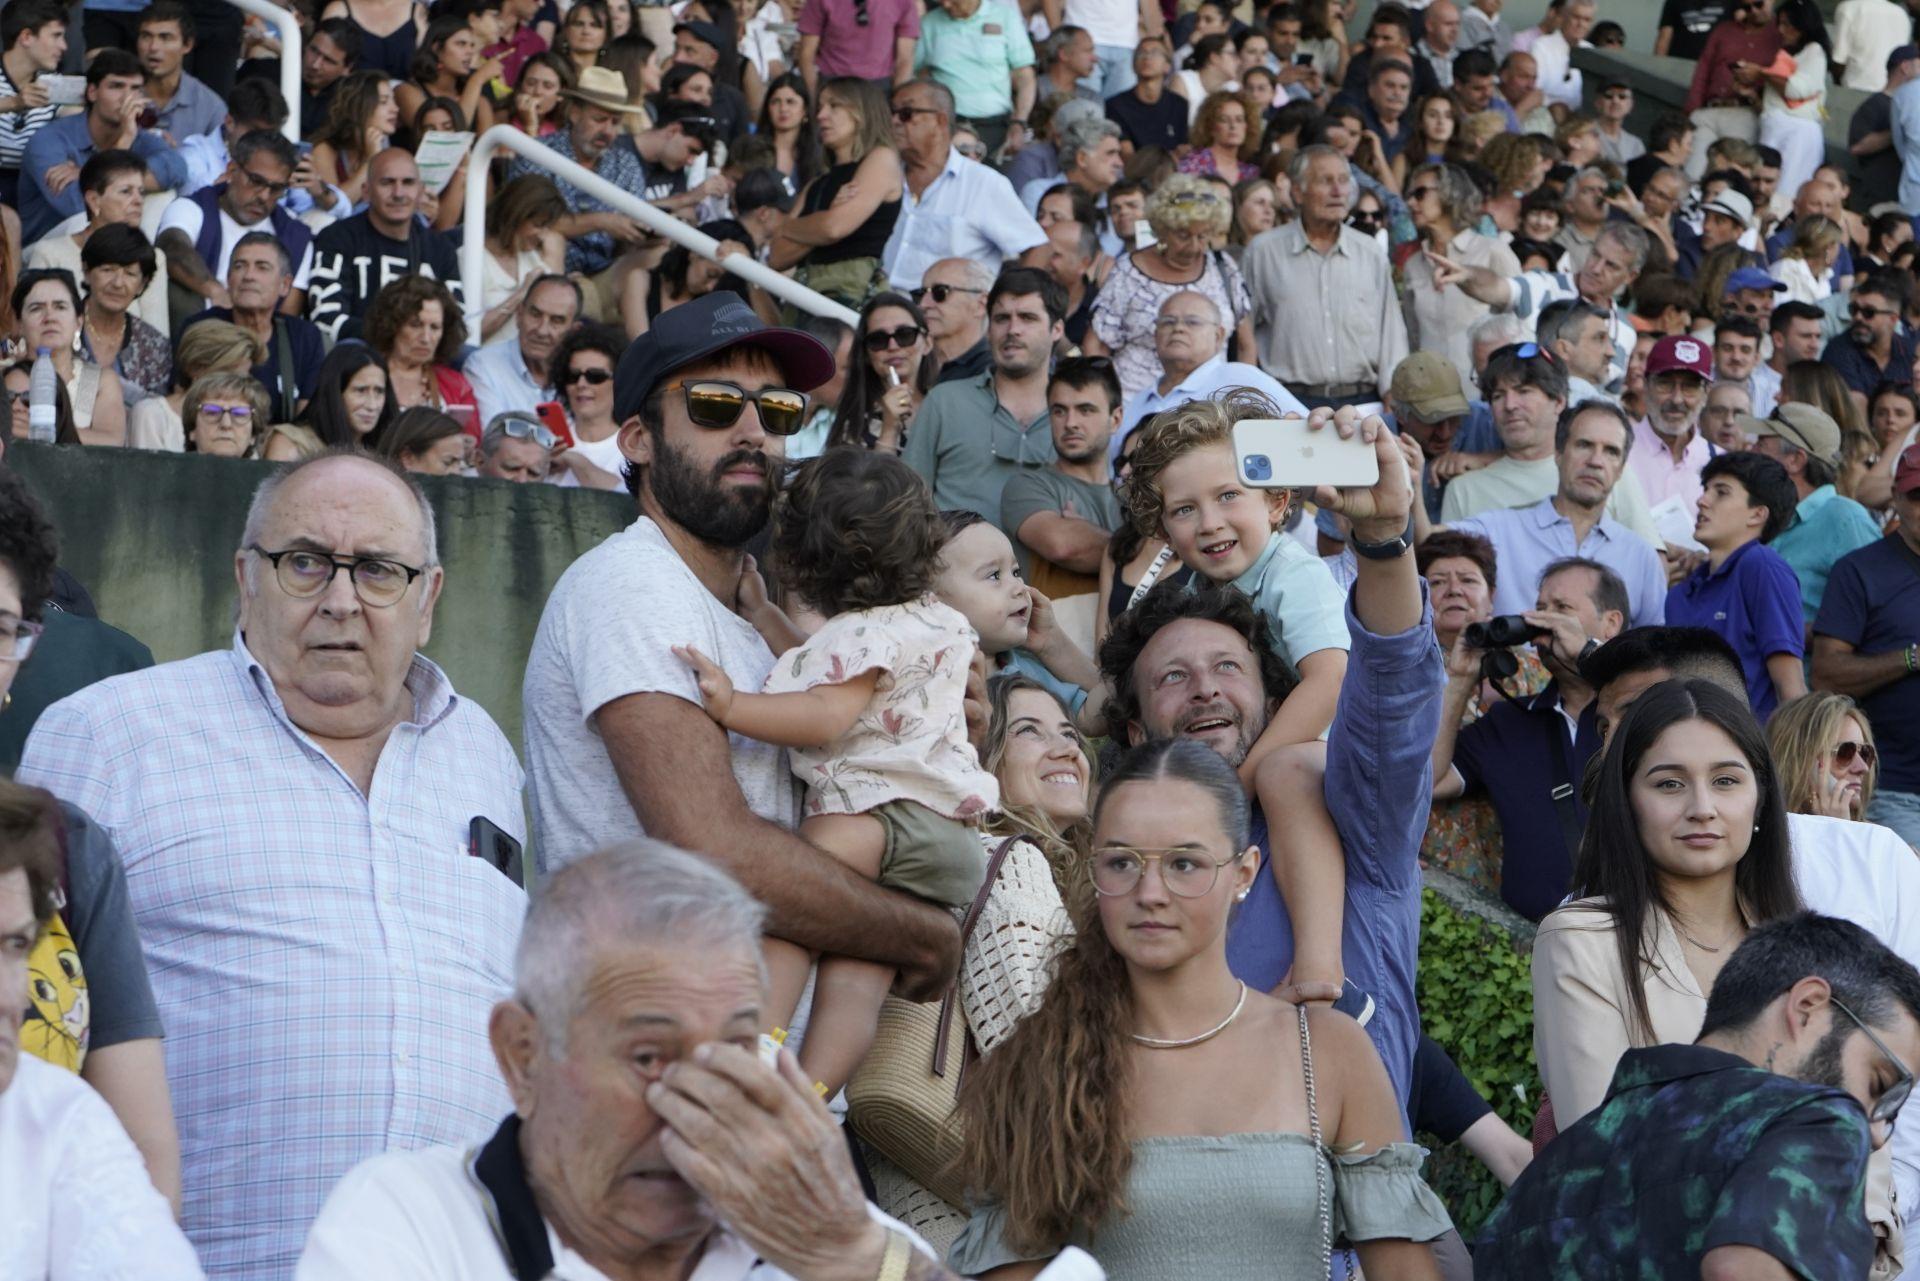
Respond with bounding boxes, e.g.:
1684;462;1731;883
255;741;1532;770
10;443;635;752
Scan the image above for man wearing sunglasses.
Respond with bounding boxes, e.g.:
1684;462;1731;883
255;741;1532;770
523;291;964;1001
1825;272;1916;398
476;412;556;483
1682;0;1777;180
1479;913;1920;1280
156;127;315;316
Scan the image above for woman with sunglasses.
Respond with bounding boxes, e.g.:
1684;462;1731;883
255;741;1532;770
1533;680;1801;1139
757;71;823;199
768;77;902;313
1769;692;1880;823
548;321;627;489
950;739;1450;1279
829;292;934;454
1401;162;1518;391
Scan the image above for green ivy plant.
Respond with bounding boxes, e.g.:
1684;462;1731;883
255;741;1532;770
1414;886;1540;1242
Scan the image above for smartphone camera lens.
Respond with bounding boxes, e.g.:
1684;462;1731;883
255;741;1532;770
1245;454;1271;481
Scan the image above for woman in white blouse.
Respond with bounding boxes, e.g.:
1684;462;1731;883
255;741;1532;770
865;676;1091;1253
1532;679;1800;1133
1759;0;1832;202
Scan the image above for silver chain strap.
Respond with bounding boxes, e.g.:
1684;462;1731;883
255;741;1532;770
1297;1004;1333;1279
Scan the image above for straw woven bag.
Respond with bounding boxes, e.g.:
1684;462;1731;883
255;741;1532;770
847;835;1020;1209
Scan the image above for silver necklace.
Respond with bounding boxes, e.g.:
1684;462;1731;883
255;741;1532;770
1129;982;1248;1049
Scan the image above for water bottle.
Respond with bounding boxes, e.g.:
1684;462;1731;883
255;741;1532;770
28;347;56;444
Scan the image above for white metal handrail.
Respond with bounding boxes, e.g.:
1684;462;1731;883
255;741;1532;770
460;125;861;331
224;0;302;142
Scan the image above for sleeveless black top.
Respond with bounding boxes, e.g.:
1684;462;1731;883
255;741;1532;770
799;159;900;265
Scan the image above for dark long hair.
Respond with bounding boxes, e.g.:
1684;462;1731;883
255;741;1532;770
757;70;823;192
1574;679;1802;1042
301;343;397;448
829;292;934;449
1775;0;1831;58
957;739;1250;1254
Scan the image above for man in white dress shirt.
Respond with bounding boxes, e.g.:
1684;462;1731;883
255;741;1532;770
882;77;1048;292
1116;289;1307;453
298;840;1103;1281
0;809;204;1281
1587;627;1920;1254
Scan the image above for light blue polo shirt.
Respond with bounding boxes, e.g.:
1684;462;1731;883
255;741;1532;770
1214;530;1352;669
1452;495;1669;627
914;1;1035;119
1771;484;1884;625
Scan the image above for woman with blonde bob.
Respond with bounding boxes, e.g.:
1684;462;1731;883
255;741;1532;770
949;738;1450;1278
1084;174;1253;402
1769;214;1844;305
1767;692;1879;822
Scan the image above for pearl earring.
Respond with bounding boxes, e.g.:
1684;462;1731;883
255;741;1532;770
1235;889;1249;902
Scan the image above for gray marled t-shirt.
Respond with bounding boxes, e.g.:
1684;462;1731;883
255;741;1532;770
522;517;799;871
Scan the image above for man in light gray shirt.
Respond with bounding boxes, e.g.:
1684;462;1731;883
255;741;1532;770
1241;144;1409;409
521;292;959;997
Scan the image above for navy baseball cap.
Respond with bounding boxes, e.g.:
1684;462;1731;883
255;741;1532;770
1724;266;1788;296
614;292;837;423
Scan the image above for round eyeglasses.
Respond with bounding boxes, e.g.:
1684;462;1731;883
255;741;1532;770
1089;846;1244;898
249;545;426;608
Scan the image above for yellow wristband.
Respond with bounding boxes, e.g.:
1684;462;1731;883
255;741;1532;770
875;1228;913;1281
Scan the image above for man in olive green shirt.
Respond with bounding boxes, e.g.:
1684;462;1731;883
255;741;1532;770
903;266;1062;530
1001;355;1123;600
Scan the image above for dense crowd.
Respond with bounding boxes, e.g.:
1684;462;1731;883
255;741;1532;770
23;0;1920;1277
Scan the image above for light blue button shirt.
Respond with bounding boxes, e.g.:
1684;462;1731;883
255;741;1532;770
1116;353;1310;457
1772;484;1884;624
465;338;556;429
1451;494;1670;627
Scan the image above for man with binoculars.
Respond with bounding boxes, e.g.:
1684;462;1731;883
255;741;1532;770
1427;555;1629;922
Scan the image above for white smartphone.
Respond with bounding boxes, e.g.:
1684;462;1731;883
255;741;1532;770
40;75;84;106
1231;417;1379;490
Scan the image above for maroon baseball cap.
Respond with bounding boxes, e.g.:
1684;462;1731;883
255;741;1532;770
1895;442;1920;496
1645;334;1713;381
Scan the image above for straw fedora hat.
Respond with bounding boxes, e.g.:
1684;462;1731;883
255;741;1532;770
563;65;648;114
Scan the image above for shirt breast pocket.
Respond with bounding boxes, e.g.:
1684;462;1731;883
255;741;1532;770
908;210;958;256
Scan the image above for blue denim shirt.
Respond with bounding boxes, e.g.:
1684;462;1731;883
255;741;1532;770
1224;586;1442;1124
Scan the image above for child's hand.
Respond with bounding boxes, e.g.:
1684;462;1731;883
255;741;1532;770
963;648;991;753
1022;587;1059;655
738;553;771;619
673;645;736;723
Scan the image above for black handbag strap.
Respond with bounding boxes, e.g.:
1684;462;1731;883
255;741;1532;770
932;834;1022;1078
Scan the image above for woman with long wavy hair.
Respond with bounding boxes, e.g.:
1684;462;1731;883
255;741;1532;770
829;291;935;454
865;675;1093;1252
310;71;402;205
951;739;1449;1278
1533;679;1802;1133
768;76;902;312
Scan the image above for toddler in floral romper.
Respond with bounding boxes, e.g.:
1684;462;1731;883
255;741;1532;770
676;449;997;1092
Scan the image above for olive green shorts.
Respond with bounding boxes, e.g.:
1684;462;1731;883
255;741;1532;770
871;800;988;910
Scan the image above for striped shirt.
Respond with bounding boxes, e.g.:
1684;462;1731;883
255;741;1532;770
0;66;61;172
17;636;529;1280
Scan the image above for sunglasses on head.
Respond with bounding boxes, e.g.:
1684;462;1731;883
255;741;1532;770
864;324;924;352
1833;740;1879;769
661;379;810;436
911;283;982;305
491;416;559;449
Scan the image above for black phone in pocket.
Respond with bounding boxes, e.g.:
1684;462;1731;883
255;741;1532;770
469;816;524;885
